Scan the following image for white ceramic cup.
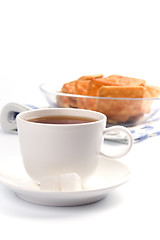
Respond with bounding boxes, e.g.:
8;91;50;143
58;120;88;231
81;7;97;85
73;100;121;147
17;108;133;183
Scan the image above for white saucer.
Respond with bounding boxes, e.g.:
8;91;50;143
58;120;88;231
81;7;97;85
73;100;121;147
0;155;130;206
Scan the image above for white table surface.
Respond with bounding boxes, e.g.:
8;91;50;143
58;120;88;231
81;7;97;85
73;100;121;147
1;1;160;239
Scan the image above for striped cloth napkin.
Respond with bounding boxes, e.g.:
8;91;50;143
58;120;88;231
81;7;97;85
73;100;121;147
0;102;39;133
105;123;160;143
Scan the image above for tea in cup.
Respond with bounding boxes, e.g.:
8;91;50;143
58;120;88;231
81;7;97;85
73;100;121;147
17;108;133;184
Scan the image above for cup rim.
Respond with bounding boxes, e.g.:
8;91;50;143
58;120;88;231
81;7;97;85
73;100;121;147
16;108;107;127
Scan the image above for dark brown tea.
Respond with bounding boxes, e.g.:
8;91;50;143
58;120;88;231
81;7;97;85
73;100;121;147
27;115;97;124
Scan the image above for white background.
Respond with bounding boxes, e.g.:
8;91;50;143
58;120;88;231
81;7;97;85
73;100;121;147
0;0;160;239
1;0;160;107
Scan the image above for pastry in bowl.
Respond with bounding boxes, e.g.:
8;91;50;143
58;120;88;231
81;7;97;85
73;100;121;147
42;74;160;124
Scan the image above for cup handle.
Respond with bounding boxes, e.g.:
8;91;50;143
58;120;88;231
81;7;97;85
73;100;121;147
101;126;133;159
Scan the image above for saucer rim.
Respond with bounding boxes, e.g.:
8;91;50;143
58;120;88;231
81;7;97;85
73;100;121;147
0;155;131;194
